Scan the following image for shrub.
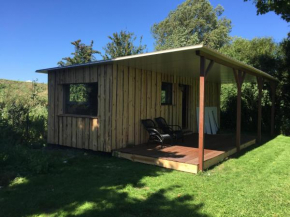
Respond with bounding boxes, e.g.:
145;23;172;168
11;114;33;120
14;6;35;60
220;83;272;133
0;79;48;144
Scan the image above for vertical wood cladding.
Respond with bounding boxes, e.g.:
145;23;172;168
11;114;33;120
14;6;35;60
111;64;220;150
47;63;220;152
47;65;112;151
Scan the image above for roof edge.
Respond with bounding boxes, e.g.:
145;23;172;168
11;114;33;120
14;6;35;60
36;45;204;73
35;44;278;82
35;59;113;73
112;44;204;61
199;46;278;82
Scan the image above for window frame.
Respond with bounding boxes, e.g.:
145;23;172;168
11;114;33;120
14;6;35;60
63;82;98;117
161;82;173;105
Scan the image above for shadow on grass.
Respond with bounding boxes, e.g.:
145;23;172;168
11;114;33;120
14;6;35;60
231;134;277;159
205;134;277;171
0;149;207;217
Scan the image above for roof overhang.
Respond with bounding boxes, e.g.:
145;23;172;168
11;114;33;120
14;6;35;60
35;59;113;74
36;44;278;84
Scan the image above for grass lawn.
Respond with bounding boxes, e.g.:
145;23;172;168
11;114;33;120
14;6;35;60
0;135;290;217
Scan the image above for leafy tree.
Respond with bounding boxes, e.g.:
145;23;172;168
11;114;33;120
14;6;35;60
278;35;290;135
0;79;48;143
243;1;290;135
102;30;147;59
220;37;281;76
245;0;290;22
219;37;282;133
151;0;232;51
58;40;100;66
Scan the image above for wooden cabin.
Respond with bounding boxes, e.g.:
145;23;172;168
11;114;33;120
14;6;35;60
37;44;277;173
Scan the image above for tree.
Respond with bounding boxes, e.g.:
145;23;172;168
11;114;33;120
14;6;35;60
220;37;281;76
278;35;290;135
245;0;290;22
151;0;232;51
243;1;290;135
58;40;101;66
0;79;48;143
219;37;282;132
102;30;147;59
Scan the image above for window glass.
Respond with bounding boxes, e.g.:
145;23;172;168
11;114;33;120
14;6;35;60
64;83;98;116
161;82;172;105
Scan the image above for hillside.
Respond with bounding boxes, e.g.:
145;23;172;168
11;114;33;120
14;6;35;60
0;79;48;102
0;79;48;144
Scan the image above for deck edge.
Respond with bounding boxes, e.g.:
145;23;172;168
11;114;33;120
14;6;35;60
113;138;256;174
113;151;198;174
203;139;256;170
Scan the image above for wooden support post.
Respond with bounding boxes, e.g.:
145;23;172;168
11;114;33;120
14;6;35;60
198;56;206;171
270;82;276;136
257;76;264;143
233;69;246;152
197;57;214;171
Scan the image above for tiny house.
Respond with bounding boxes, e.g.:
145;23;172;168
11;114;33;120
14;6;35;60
37;45;277;172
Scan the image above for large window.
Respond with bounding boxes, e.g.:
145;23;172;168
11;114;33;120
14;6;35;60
64;83;98;116
161;82;172;105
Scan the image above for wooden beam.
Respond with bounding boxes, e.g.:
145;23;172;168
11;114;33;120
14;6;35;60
257;76;264;143
198;56;206;171
270;82;276;136
205;60;214;80
241;71;246;84
196;50;273;81
236;73;242;152
233;69;246;151
233;69;239;85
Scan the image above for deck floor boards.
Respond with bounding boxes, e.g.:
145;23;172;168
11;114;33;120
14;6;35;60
114;134;256;173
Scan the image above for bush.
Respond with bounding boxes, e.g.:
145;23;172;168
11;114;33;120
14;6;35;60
281;118;290;136
0;143;58;175
220;83;272;133
0;79;48;144
0;141;65;186
0;79;63;186
220;37;290;135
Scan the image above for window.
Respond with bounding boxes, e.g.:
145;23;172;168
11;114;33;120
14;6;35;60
161;82;172;105
64;83;98;116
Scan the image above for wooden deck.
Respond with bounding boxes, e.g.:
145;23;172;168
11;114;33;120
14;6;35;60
113;134;256;174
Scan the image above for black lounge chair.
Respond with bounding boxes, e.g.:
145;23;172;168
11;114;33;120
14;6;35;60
141;119;173;147
154;117;193;142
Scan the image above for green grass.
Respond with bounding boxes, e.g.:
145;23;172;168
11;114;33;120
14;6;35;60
0;136;290;217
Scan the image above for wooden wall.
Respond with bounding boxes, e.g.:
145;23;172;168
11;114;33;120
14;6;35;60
47;64;113;152
47;63;220;152
111;63;221;150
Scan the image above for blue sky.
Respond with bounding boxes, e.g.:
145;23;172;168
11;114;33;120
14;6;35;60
0;0;289;83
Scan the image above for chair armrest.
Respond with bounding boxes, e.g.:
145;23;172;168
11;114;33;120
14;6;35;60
147;128;161;136
167;125;182;130
163;126;174;133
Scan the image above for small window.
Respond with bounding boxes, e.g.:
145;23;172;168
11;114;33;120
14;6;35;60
161;82;172;105
64;83;98;116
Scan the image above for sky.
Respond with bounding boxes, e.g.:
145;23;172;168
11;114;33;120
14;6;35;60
0;0;289;83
